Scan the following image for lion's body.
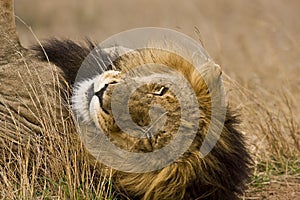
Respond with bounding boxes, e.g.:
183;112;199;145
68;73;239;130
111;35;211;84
0;48;65;145
1;1;69;141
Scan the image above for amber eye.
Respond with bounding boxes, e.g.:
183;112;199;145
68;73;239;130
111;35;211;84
109;81;118;84
152;86;168;96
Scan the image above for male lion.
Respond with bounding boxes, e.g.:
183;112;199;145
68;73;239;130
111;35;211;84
33;39;252;199
1;0;252;198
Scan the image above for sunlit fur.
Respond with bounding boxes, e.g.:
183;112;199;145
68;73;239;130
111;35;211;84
34;40;252;200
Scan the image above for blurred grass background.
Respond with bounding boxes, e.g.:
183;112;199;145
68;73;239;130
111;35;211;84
15;0;300;90
14;0;300;198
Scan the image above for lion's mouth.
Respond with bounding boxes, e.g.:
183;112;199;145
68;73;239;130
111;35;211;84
94;83;110;114
93;79;119;115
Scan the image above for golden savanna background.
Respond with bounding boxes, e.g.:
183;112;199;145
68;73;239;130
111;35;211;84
13;0;300;199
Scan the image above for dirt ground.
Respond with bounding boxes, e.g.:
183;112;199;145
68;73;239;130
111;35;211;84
14;0;300;199
244;176;300;199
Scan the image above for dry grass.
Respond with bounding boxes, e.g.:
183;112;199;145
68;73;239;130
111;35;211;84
0;129;116;199
223;74;300;198
1;0;299;199
0;59;117;199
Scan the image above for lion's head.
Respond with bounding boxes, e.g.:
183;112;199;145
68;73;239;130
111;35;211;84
72;48;222;153
70;48;251;200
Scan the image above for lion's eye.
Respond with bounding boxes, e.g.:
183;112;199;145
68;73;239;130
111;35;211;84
109;81;118;85
153;86;168;96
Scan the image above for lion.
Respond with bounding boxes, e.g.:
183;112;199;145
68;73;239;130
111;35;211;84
1;0;252;198
32;39;252;200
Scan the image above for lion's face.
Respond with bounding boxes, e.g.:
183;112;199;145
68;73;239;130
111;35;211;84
72;49;222;153
75;69;182;152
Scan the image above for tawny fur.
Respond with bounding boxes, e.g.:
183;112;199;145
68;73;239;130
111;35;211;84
33;40;252;200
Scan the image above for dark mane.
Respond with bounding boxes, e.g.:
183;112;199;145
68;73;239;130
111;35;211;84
31;39;112;84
